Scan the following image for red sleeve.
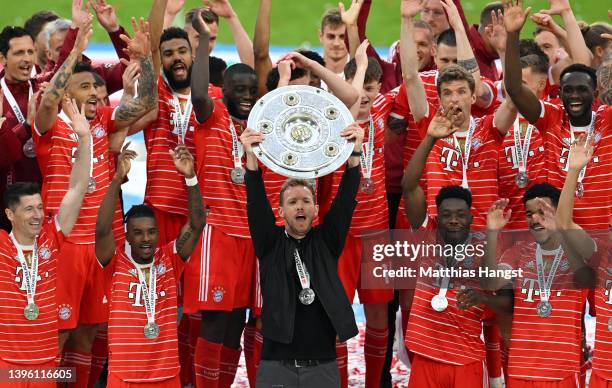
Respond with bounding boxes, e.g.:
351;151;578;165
43;216;65;251
93;61;127;95
452;0;471;37
101;106;118;134
482;114;504;145
416;103;437;138
390;82;409;120
532;101;563;135
163;240;185;281
108;26;130;62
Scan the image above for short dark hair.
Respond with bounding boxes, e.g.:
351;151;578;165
73;61;94;75
0;26;33;57
479;2;504;27
298;49;325;67
519;38;549;64
344;57;382;84
436;28;456;48
580;22;612;50
224;63;256;86
265;66;307;91
92;71;106;87
520;54;549;76
560;63;597;89
435;185;472;209
125;204;156;224
3;182;41;210
209;56;227;87
522;183;561;207
321;8;343;31
185;7;219;26
160;27;191;49
279;179;316;206
24;11;59;39
436;65;475;95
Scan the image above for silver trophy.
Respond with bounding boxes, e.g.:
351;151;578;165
247;85;355;179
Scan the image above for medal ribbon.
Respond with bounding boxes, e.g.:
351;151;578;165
229;120;244;170
134;263;157;324
535;245;564;302
293;248;311;292
359;116;375;180
1;77;32;124
452;117;476;189
569;112;596;188
170;96;193;144
10;233;38;306
513;118;534;174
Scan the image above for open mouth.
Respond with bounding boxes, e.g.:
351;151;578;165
568;101;583;113
18;63;32;74
530;225;545;232
295;214;307;221
172;62;187;77
140;244;153;255
239;101;253;111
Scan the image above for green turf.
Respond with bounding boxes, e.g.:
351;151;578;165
1;1;609;47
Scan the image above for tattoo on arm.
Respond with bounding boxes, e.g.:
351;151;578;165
457;58;479;74
176;184;206;256
45;51;80;102
115;56;157;124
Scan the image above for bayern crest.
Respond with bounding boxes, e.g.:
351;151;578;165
92;125;106;138
212;286;225;303
156;263;166;275
58;304;72;320
38;246;51;260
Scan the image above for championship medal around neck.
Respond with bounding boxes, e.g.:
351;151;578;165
431;294;448;312
575;182;584;198
299;288;316;305
87;177;97;193
144;322;160;339
608;317;612;332
230;167;245;184
360;177;375;194
24;302;39;320
515;171;529;189
536;300;552;318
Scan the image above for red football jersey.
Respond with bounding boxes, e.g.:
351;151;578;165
106;241;184;382
323;93;393;236
498;117;547;230
592;241;612;381
0;219;63;364
500;242;586;381
417;109;504;230
33;107;124;244
194;100;250;238
405;244;490;366
143;78;199;216
533;103;612;230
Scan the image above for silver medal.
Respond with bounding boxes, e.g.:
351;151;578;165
360;178;375;194
144;322;160;339
298;288;316;305
608;317;612;332
230;167;245;184
575;182;584;198
536;300;552;318
24;302;39;320
431;294;448;312
515;171;529;189
87;177;97;193
22;138;36;158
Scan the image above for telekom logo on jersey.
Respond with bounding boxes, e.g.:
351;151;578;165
127;282;166;307
440;147;462;172
520;278;566;302
14;266;48;290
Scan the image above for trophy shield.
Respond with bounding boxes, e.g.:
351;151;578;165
247;85;355;179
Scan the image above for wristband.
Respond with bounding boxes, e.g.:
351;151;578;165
351;150;363;157
185;176;198;186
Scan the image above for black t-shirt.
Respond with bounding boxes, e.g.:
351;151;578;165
261;244;338;360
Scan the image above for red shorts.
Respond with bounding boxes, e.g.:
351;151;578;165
590;371;612;388
56;242;108;329
506;374;580;388
148;204;187;246
107;373;180;388
182;225;255;313
250;258;263;317
408;354;487;388
0;359;57;388
337;233;394;304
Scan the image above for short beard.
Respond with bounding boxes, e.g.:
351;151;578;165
224;98;248;120
163;65;192;91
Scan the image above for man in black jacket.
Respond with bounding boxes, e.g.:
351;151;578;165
241;122;364;387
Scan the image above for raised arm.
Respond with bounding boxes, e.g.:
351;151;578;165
442;0;493;109
114;18;158;131
149;0;169;77
339;0;364;58
400;0;428;123
280;52;360;107
163;0;184;29
253;0;273;96
482;199;515;290
95;144;136;266
207;0;254;67
503;0;542;124
91;0;130;63
171;145;206;260
35;17;92;135
492;98;518;136
348;40;369;118
190;9;214;123
540;0;592;65
555;134;597;264
57;98;91;235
